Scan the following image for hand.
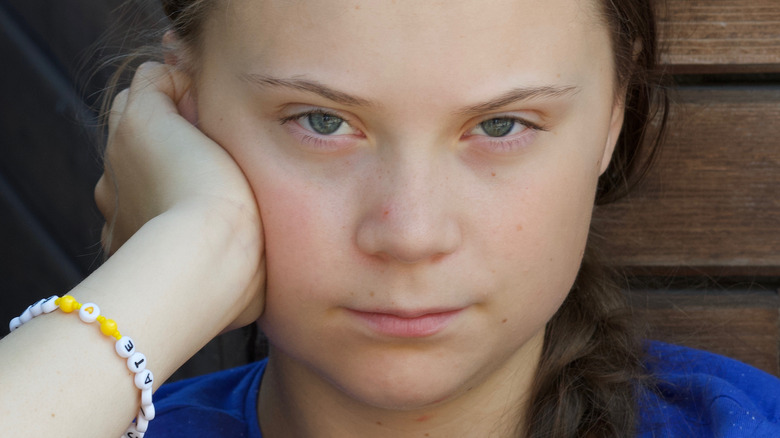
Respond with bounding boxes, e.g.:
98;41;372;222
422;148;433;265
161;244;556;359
95;62;265;327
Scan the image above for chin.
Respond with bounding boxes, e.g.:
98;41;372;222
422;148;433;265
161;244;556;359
323;350;474;411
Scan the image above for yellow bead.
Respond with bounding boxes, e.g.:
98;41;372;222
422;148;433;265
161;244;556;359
112;331;122;340
100;319;118;337
96;316;106;323
58;295;78;313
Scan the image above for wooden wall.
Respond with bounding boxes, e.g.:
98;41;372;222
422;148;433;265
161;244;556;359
1;0;778;378
595;0;780;375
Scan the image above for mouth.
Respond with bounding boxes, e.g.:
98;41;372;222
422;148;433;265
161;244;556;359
346;308;465;338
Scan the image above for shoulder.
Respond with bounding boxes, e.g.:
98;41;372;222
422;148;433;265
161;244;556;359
143;359;267;438
638;341;780;437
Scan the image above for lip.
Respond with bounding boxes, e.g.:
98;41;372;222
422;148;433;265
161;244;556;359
347;308;465;338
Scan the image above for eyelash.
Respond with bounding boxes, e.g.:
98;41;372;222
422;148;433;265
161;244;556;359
278;109;547;153
465;116;548;153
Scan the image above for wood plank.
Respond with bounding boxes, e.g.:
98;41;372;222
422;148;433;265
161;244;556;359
659;1;780;73
629;290;780;376
594;86;780;276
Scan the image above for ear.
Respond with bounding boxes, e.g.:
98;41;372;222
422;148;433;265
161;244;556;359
162;30;184;67
599;95;625;175
162;30;199;125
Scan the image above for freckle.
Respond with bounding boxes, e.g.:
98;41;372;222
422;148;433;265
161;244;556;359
491;172;496;177
516;224;523;231
354;4;360;9
376;421;382;425
370;291;375;297
490;269;496;274
51;413;55;418
502;318;507;323
415;414;432;422
426;434;430;437
383;210;389;216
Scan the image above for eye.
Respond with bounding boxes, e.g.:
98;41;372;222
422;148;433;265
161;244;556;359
471;117;529;137
283;110;358;136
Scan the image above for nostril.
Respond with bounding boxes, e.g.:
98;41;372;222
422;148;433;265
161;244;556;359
355;206;461;264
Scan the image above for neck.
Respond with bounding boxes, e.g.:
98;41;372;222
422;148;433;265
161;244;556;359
258;331;544;438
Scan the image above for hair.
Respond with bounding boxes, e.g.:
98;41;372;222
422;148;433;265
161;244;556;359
105;0;669;436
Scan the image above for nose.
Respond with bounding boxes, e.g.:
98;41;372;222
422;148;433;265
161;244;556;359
355;152;462;264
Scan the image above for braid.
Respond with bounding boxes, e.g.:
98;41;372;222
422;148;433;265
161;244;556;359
522;244;647;437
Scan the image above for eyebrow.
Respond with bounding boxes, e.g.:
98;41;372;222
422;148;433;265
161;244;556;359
240;73;579;114
240;73;376;107
455;85;580;116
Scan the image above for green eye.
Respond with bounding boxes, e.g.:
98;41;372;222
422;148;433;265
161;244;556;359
480;118;515;137
308;113;345;135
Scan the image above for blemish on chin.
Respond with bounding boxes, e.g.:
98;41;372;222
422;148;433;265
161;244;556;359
369;291;375;297
516;224;523;231
502;318;508;323
415;414;433;422
375;420;382;426
491;172;496;177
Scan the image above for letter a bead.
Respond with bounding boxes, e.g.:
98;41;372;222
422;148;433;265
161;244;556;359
78;303;100;323
134;369;154;390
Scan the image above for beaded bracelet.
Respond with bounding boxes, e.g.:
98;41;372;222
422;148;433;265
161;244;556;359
9;295;155;438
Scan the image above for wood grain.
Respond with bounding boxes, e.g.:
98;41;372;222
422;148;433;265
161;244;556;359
659;1;780;73
630;290;780;375
594;87;780;276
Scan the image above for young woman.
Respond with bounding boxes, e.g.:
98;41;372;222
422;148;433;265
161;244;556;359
3;0;779;436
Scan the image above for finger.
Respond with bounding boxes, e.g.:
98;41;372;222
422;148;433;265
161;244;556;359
128;61;193;113
107;88;130;135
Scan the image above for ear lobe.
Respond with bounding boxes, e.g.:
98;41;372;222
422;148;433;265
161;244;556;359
162;30;185;67
161;30;198;124
599;97;626;175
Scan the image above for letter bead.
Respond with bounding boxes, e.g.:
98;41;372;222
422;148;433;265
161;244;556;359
30;299;45;317
141;388;152;406
41;295;59;313
10;296;153;434
141;402;155;421
116;336;136;358
127;352;147;373
134;369;154;390
19;306;33;324
123;424;144;438
135;412;149;433
9;317;22;332
78;303;100;323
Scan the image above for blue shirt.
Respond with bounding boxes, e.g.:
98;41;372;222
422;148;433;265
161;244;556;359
145;342;780;437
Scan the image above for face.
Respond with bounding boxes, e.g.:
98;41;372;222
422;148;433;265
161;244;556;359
193;0;622;411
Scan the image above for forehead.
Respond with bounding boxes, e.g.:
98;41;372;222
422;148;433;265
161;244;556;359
201;0;612;103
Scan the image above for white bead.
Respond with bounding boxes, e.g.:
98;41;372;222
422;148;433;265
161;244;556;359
141;388;153;406
19;306;33;324
41;295;59;313
135;412;149;433
78;303;100;323
30;299;45;317
127;352;147;373
9;317;22;332
115;336;136;358
122;424;144;438
134;369;154;390
140;402;155;420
